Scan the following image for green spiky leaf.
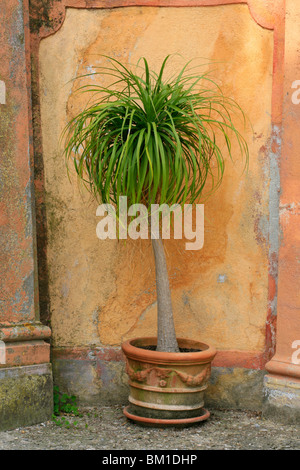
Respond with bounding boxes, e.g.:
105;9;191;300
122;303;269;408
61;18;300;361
62;56;249;217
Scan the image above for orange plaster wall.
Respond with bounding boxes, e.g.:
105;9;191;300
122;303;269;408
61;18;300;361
39;5;274;356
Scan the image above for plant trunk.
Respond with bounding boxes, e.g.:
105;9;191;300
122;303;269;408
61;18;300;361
151;236;180;353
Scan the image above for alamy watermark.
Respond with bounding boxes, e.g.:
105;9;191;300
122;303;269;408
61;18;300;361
96;197;204;250
291;340;300;365
292;80;300;105
0;340;6;365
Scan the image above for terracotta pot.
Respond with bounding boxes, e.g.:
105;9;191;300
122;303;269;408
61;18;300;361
122;337;216;426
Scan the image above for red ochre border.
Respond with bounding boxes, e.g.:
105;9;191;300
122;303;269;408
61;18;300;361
30;0;286;371
52;346;266;370
31;0;278;39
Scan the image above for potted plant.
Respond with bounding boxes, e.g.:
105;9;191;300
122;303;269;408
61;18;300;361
63;56;248;426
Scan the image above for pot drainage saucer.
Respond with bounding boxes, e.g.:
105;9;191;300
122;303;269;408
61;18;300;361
123;406;210;427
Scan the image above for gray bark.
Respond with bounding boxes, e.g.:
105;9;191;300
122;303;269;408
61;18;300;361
151;237;180;353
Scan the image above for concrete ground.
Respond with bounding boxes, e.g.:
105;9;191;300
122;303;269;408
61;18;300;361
0;405;299;450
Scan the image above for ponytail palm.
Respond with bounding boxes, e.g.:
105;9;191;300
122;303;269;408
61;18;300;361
63;56;248;352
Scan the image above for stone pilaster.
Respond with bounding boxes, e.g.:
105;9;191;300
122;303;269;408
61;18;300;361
0;0;53;431
263;0;300;424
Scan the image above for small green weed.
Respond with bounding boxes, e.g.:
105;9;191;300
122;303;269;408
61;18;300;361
52;386;82;428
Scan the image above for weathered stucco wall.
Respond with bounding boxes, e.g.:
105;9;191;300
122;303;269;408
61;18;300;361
39;5;273;361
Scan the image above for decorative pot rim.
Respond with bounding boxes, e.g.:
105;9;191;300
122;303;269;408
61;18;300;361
122;337;217;365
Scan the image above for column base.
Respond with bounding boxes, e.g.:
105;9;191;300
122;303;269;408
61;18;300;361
0;363;53;431
263;374;300;424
